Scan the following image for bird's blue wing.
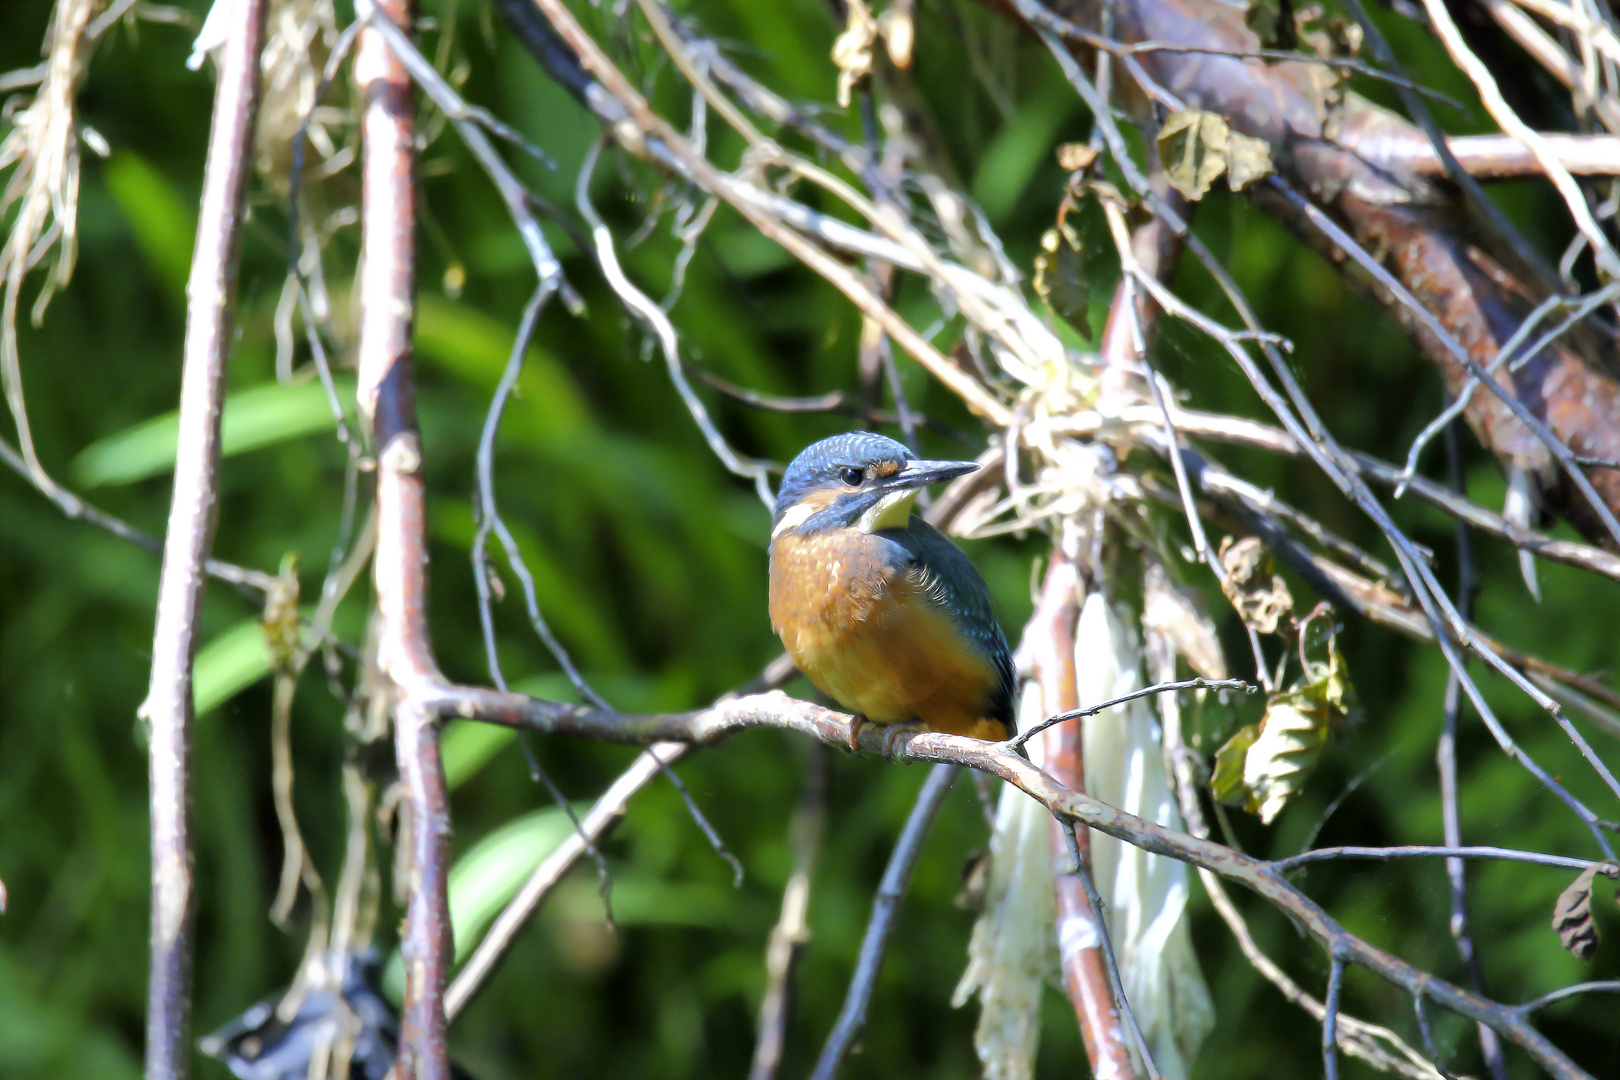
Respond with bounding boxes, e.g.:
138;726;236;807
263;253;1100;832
885;519;1016;732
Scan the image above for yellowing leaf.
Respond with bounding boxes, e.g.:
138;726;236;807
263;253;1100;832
1158;111;1231;201
1243;700;1328;824
1056;142;1099;172
1211;723;1259;806
1212;624;1356;823
1157;111;1273;200
1225;130;1273;190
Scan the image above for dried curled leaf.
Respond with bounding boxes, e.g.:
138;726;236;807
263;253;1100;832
1157;110;1274;200
1033;220;1090;340
1056;142;1099;172
1225;131;1274;191
1212;625;1355;823
1552;864;1619;960
1219;536;1294;634
832;0;877;108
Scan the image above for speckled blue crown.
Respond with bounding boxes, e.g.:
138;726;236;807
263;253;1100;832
773;432;911;525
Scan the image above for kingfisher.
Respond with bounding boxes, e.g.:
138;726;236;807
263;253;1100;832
768;432;1015;744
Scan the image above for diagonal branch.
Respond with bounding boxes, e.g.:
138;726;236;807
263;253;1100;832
439;682;1591;1080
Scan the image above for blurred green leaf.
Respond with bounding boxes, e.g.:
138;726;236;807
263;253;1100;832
193;618;273;716
73;378;356;487
102;153;194;298
447;807;579;960
971;77;1076;221
442;722;519;790
416;295;592;442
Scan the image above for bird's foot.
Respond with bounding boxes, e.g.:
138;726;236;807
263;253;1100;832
846;713;870;753
880;721;923;762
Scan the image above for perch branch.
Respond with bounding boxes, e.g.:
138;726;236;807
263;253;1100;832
435;681;1592;1079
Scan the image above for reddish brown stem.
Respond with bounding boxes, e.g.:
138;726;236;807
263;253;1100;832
355;3;449;1078
1031;551;1137;1078
141;3;265;1076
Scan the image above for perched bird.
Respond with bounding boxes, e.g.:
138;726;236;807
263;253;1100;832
768;432;1015;744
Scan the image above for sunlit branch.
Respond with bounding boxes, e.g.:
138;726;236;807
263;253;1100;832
141;1;266;1075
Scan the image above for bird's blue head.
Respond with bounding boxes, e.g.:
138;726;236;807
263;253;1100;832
771;432;980;538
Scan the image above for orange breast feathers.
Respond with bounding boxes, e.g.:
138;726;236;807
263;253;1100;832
768;530;1005;740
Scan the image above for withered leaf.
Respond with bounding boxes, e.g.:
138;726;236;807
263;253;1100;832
1159;111;1231;201
1212;627;1355;823
1552;864;1619;960
1033;220;1091;340
1056;142;1100;172
1219;536;1294;634
876;5;913;69
1158;110;1273;200
1225;130;1274;190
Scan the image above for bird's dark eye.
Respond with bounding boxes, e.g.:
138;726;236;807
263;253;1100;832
840;466;864;487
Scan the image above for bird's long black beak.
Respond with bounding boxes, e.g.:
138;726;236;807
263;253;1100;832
883;458;980;492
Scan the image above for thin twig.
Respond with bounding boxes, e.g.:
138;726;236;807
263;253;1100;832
140;1;265;1074
809;764;958;1080
1272;846;1609;873
442;682;1592;1078
1071;857;1162;1078
1020;15;1616;856
1009;677;1254;750
0;434;276;597
574;136;776;507
1324;954;1346;1080
1418;0;1620;279
1442;415;1508;1080
445;743;682;1019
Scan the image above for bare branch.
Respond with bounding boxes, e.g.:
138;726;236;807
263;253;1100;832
438;679;1593;1079
139;1;266;1075
352;2;450;1077
445;743;684;1020
810;764;959;1080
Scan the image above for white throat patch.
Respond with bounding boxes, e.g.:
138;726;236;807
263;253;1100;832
857;488;918;533
771;501;818;538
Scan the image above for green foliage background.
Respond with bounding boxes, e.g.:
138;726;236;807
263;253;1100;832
2;0;1618;1077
